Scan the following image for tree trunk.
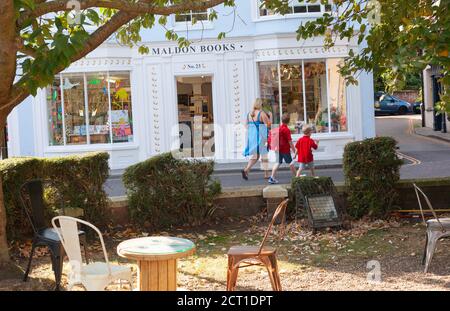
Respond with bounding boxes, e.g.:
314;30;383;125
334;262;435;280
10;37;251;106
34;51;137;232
0;115;21;280
0;1;17;272
0;117;9;265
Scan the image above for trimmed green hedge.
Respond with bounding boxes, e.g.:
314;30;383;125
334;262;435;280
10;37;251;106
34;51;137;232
343;137;403;219
123;153;221;230
0;152;110;240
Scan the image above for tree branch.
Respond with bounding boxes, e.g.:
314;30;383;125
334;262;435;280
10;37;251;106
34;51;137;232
18;0;226;27
16;38;38;58
4;10;138;114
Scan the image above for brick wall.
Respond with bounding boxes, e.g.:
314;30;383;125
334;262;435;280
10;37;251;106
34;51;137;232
393;90;420;103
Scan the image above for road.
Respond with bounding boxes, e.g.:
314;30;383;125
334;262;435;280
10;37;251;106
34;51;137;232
377;115;450;179
104;114;450;196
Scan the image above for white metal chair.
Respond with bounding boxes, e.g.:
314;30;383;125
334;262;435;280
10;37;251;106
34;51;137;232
51;216;133;291
413;184;450;273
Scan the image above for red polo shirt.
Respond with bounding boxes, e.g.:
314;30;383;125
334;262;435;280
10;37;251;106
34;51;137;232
268;124;292;153
295;136;318;163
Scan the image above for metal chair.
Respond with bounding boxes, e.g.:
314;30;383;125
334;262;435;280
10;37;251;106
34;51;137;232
19;179;88;290
413;183;450;273
52;216;132;291
226;199;288;291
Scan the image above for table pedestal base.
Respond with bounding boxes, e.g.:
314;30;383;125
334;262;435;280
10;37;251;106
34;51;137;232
138;259;177;291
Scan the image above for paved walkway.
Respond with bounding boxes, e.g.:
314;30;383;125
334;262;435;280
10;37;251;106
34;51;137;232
105;115;450;197
414;126;450;143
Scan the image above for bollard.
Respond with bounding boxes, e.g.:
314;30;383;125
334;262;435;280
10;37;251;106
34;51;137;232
262;185;288;224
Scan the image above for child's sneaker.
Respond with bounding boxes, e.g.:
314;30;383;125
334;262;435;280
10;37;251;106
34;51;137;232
268;177;279;184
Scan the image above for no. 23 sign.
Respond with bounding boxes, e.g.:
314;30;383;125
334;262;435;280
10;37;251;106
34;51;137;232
181;63;207;70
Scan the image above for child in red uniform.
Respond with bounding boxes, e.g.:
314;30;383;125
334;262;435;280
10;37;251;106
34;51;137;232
267;113;296;184
295;126;319;177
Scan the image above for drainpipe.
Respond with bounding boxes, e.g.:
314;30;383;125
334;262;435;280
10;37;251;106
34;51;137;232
442;111;447;133
420;71;425;127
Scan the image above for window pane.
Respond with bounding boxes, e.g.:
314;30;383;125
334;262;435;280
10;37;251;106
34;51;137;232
47;76;64;146
307;5;321;12
293;5;307;13
109;72;133;143
304;60;328;133
192;13;208;21
175;14;190;22
62;74;87;145
327;59;347;132
87;73;110;144
280;61;305;134
258;62;280;126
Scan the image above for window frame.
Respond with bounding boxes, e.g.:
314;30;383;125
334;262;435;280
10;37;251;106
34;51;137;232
172;8;213;31
253;0;333;21
257;58;348;138
46;71;135;147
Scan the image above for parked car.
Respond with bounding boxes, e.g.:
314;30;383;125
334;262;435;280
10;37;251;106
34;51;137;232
413;102;422;114
374;92;413;115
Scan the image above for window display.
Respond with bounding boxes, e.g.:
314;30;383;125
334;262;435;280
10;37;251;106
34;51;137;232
87;72;111;144
327;59;347;132
258;58;347;134
62;74;86;145
47;77;64;145
258;62;280;126
304;60;328;133
109;72;133;143
47;71;133;146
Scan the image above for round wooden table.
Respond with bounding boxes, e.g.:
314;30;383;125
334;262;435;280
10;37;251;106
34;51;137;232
117;236;195;291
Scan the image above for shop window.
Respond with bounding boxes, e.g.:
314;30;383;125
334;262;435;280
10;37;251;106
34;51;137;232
304;60;328;133
280;61;305;134
258;0;331;18
258;59;348;135
109;72;133;143
47;76;64;145
47;71;133;146
87;72;111;144
63;74;86;145
327;59;347;132
258;62;281;126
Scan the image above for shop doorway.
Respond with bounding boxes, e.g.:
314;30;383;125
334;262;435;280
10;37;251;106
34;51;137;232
176;76;215;158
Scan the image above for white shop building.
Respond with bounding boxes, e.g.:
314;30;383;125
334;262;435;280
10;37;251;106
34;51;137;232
7;1;375;169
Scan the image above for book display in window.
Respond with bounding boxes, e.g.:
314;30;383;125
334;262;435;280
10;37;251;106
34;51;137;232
109;73;133;143
87;73;110;144
47;77;64;145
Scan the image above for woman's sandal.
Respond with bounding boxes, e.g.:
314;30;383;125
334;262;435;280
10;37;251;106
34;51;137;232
241;170;248;180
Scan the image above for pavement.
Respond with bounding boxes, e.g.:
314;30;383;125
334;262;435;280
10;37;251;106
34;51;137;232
104;114;450;197
414;126;450;144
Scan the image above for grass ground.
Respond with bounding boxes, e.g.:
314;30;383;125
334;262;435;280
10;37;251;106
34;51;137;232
2;214;450;291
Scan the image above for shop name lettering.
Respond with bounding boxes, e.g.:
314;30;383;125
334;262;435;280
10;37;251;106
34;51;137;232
151;43;237;55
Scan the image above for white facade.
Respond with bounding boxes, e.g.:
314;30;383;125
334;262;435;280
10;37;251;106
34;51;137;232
7;2;375;169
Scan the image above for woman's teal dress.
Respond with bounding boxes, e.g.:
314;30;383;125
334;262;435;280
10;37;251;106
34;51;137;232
243;111;269;157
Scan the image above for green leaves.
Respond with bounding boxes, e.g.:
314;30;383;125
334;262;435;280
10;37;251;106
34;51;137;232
293;0;450;112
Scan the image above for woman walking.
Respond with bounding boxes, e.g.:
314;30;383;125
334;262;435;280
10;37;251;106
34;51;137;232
242;99;271;180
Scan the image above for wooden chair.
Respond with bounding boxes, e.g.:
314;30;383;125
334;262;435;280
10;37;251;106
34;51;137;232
226;199;288;291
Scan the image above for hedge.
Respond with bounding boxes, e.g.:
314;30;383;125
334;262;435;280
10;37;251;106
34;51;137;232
343;137;403;219
0;152;110;240
123;152;221;230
